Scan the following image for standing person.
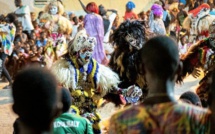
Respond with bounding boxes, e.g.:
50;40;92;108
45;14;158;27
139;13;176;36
53;87;93;134
177;3;188;26
14;0;34;39
78;0;108;65
149;4;166;35
12;67;62;134
109;36;210;133
0;13;16;89
124;1;138;21
98;5;117;56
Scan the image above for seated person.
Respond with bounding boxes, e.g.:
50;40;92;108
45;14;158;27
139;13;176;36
179;91;202;107
53;87;93;134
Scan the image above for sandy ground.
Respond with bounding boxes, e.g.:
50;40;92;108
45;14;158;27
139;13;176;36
0;75;199;133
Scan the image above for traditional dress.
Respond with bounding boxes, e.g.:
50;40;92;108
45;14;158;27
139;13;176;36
84;13;108;65
109;102;211;134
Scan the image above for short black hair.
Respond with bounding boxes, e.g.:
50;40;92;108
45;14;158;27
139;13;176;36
61;87;72;113
7;13;17;23
12;66;58;131
180;91;201;106
140;36;179;80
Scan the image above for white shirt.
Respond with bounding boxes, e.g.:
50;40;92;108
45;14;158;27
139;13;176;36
103;13;117;43
15;5;34;31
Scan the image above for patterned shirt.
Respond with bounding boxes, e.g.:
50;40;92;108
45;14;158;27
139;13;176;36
109;102;211;134
0;23;16;55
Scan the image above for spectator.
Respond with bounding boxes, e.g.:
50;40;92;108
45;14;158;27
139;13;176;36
177;3;188;26
12;67;62;134
70;16;80;40
179;91;202;107
53;87;93;134
149;4;166;35
14;0;34;39
0;13;16;89
78;0;108;65
36;31;48;47
124;1;138;21
109;36;210;133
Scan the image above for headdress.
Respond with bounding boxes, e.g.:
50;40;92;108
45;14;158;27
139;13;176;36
69;29;96;55
111;20;145;50
44;0;64;15
126;1;136;10
151;4;163;17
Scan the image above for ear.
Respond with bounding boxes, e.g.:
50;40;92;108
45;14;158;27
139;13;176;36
175;61;183;83
52;101;63;118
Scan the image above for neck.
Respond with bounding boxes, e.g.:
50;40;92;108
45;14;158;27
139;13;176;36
18;120;52;134
145;78;176;104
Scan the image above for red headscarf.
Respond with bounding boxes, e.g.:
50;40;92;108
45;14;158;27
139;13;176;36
86;2;99;14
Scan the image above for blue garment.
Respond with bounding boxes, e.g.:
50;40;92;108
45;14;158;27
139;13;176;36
180;0;186;5
36;39;47;47
126;1;135;10
163;10;168;21
210;9;215;15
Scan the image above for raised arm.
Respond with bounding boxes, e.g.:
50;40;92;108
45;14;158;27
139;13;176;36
78;0;89;13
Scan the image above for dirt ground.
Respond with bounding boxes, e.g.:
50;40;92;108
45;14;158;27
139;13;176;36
0;75;199;133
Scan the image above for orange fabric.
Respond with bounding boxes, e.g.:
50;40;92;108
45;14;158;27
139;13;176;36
124;12;138;20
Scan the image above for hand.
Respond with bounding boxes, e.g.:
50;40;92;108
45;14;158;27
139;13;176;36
192;68;201;78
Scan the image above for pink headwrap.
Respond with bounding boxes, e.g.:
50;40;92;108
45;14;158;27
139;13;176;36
151;4;163;17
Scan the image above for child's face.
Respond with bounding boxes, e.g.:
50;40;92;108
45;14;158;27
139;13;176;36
31;46;37;53
38;47;43;54
26;44;30;52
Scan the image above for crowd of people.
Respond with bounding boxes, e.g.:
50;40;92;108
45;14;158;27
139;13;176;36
1;0;215;133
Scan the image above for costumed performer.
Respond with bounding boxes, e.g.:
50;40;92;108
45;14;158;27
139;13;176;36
51;29;143;133
178;20;215;107
109;20;147;101
183;3;215;43
40;0;72;68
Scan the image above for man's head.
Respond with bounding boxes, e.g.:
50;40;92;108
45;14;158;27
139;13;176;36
15;0;22;7
60;87;72;113
72;16;78;25
99;5;107;16
12;67;62;132
5;13;16;23
126;1;136;12
139;36;180;82
179;91;202;107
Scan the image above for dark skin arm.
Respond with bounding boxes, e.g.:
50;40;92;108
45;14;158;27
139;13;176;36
78;0;89;13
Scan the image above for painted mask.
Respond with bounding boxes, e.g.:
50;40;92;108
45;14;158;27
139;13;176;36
79;48;93;64
125;33;142;50
50;5;58;15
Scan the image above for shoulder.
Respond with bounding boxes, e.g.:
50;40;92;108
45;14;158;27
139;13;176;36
109;105;150;133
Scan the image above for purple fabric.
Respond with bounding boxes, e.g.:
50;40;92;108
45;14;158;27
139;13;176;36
151;4;163;17
84;13;107;64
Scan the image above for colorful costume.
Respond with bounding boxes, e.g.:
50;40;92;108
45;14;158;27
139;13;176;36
40;0;72;68
109;102;210;133
179;21;215;107
183;3;215;43
109;21;147;101
51;29;142;133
